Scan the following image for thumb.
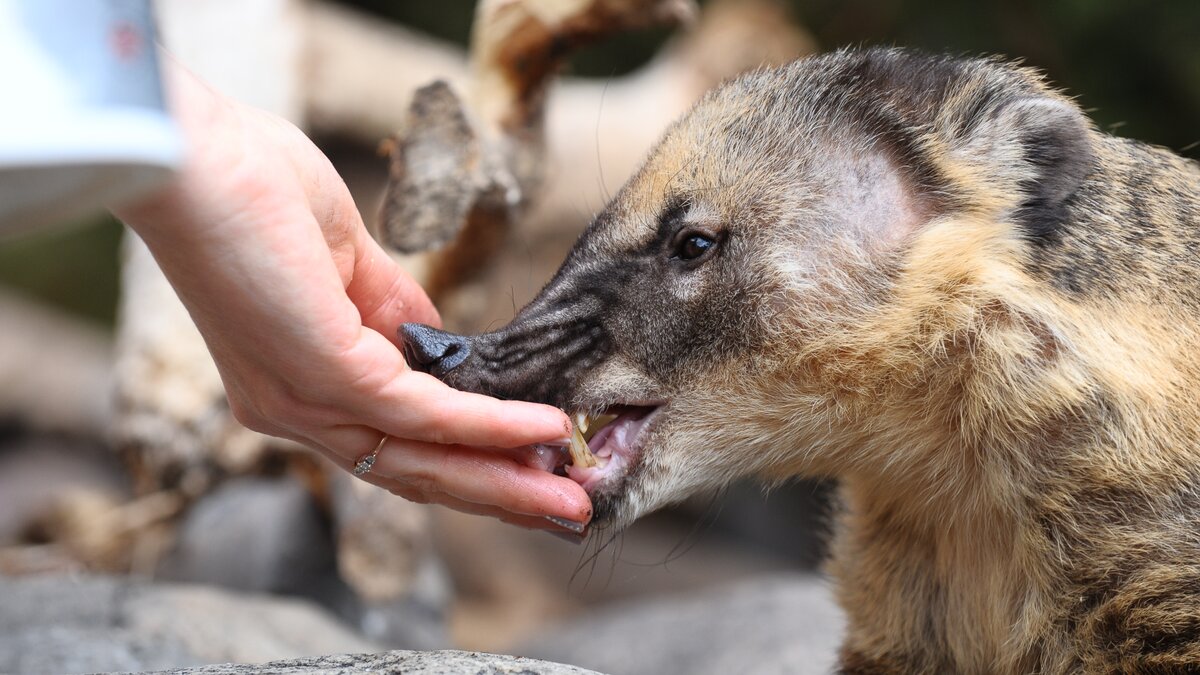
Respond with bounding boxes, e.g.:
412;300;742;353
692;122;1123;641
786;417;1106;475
348;230;442;346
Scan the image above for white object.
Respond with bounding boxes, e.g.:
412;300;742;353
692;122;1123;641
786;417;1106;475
0;0;183;235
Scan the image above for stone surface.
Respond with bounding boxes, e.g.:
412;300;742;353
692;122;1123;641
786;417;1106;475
0;574;379;674
516;574;844;675
157;478;340;600
328;472;451;649
157;477;451;650
138;650;603;675
346;553;452;650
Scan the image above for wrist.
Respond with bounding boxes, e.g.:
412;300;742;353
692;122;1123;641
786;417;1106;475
110;50;240;238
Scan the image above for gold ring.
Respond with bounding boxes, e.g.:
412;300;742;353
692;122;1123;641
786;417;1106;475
352;434;389;476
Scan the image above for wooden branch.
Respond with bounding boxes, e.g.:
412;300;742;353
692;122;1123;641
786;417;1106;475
375;0;698;262
0;484;184;576
376;82;489;255
304;0;813;206
465;0;698;174
306;0;813;305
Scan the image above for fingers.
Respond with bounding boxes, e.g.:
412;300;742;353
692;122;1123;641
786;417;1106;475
370;436;592;522
365;371;573;449
301;424;593;525
390;492;583;534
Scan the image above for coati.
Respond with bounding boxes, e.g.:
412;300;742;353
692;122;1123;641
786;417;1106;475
400;48;1200;673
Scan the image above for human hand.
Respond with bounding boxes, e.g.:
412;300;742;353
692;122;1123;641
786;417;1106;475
112;55;592;533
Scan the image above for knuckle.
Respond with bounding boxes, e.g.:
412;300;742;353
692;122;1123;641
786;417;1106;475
389;486;432;504
427;425;449;446
402;474;440;496
417;405;455;446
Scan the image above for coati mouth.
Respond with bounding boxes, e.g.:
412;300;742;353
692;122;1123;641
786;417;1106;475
531;404;664;494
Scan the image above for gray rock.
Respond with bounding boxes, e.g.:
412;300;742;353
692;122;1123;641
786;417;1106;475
516;574;844;675
347;553;452;649
158;477;452;650
158;478;339;601
0;574;380;674
136;650;604;675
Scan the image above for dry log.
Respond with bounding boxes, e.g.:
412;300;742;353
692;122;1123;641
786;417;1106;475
375;0;698;307
0;483;182;576
0;436;133;575
304;0;816;305
0;288;112;436
306;0;812;220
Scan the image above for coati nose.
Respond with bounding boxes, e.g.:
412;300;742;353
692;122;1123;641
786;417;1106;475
398;323;472;377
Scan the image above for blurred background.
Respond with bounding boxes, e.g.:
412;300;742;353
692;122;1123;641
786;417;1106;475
0;1;1196;673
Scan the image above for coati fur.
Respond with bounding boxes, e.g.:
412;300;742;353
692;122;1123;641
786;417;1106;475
401;48;1200;673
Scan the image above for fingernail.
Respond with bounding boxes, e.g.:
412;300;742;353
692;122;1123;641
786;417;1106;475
544;437;573;448
545;515;586;534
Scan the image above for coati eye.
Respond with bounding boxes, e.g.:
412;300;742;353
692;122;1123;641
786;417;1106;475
679;234;713;259
670;230;720;264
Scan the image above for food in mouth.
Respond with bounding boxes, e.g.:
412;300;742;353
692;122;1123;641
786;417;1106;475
568;413;599;468
568;412;617;468
527;407;659;494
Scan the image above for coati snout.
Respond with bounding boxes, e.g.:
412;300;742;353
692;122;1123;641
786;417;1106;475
405;47;1200;672
398;182;764;522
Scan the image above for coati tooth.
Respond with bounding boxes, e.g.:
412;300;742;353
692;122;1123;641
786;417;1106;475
569;413;599;468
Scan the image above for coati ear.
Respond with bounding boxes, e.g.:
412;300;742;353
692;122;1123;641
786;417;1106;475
834;150;931;248
961;96;1095;245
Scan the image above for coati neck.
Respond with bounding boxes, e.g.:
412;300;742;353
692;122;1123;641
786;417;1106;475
832;470;1054;674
